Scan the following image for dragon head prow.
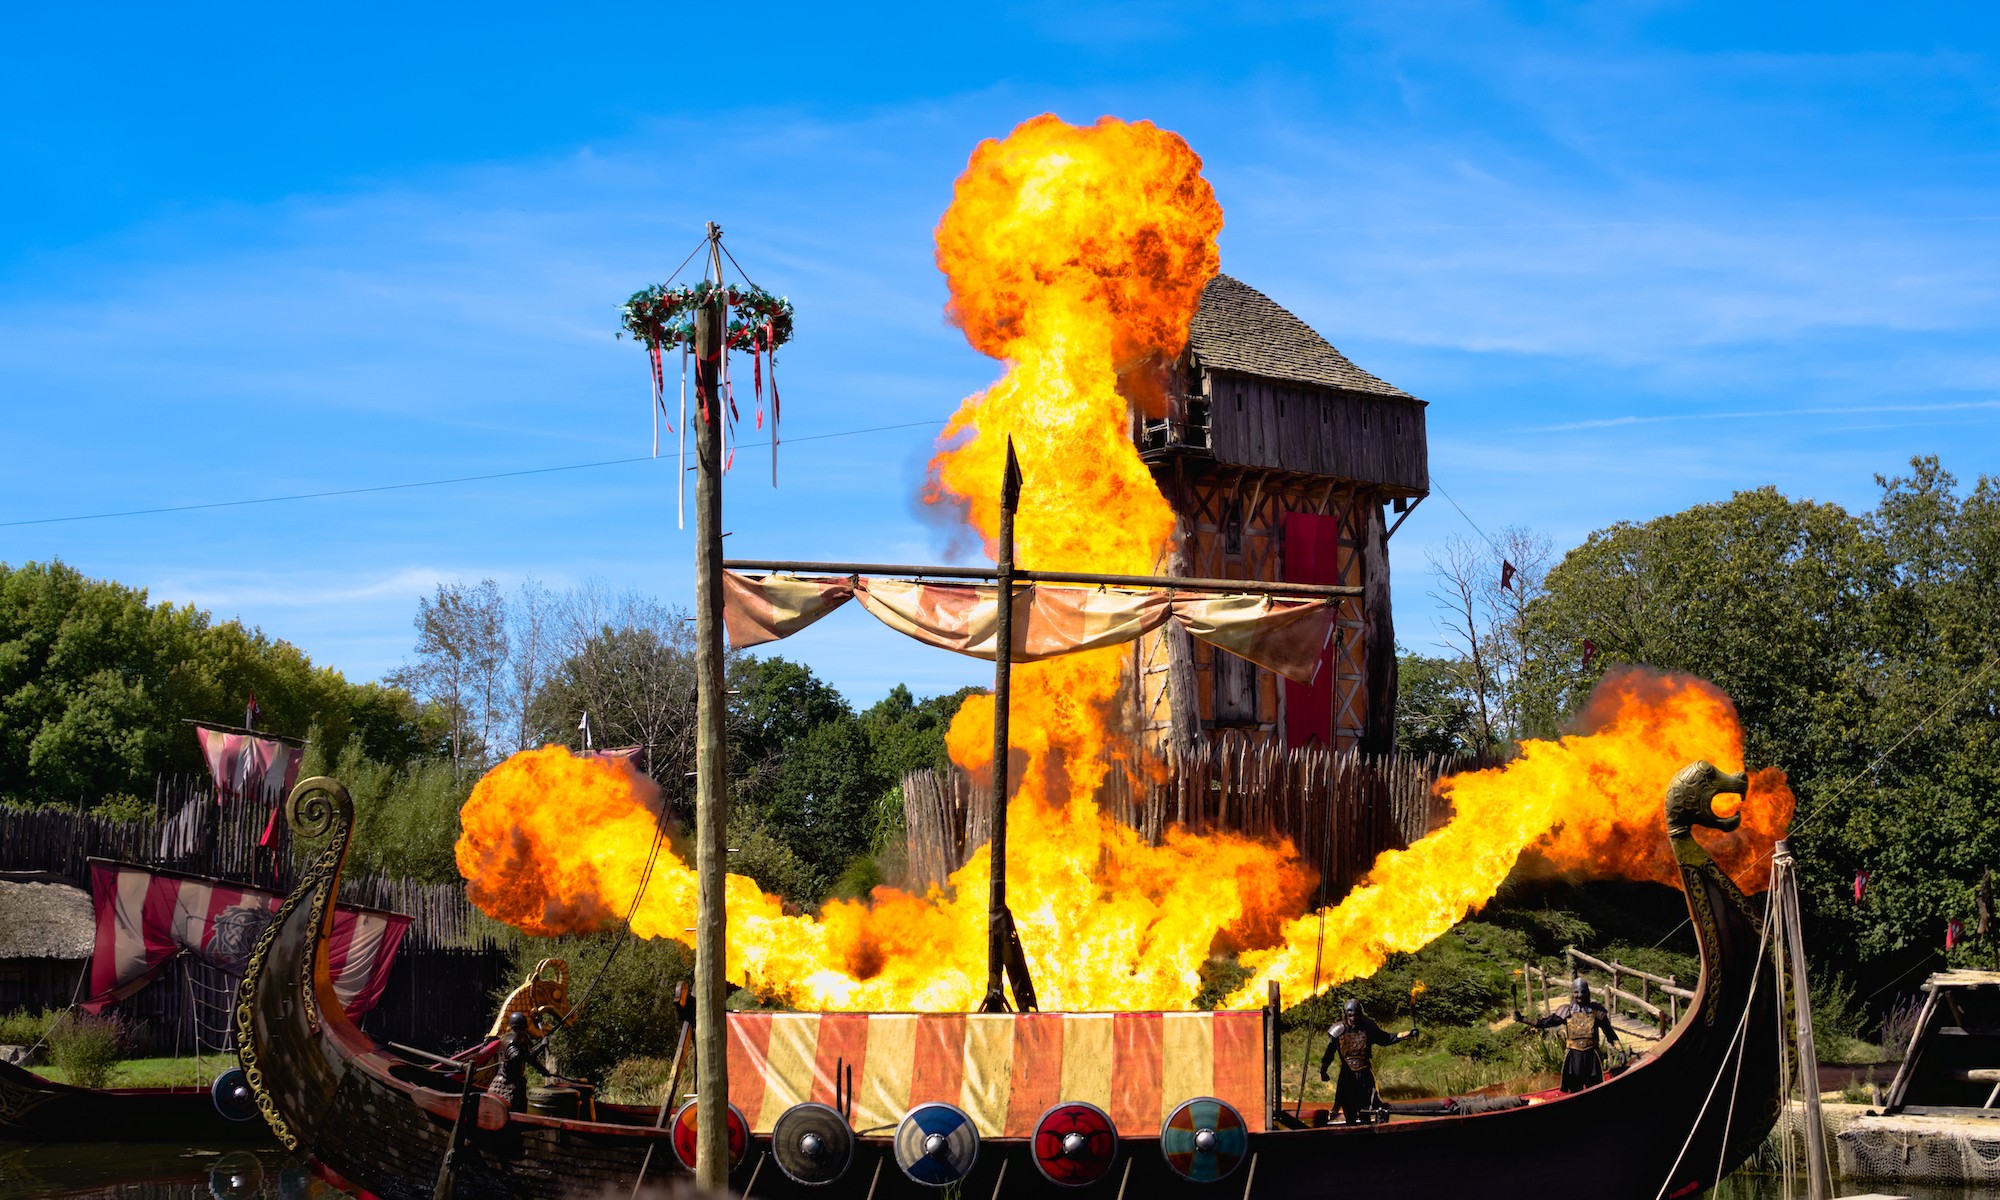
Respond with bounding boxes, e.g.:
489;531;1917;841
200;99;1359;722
1664;760;1748;839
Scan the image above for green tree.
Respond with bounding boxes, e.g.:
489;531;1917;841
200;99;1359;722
1520;486;1882;786
0;560;430;808
1519;461;2000;995
1394;652;1480;760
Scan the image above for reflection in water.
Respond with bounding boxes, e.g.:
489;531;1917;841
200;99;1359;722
4;1143;1990;1200
0;1145;326;1200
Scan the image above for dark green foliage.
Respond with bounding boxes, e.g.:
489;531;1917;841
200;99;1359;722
1520;457;2000;994
0;1009;55;1045
1809;970;1864;1042
46;1011;127;1089
730;657;851;768
1285;921;1535;1032
1395;651;1481;759
1192;955;1251;1011
1520;484;1883;779
297;737;472;884
762;718;882;893
724;809;819;905
508;933;692;1082
0;560;433;808
727;659;968;906
860;684;977;781
1436;1024;1511;1063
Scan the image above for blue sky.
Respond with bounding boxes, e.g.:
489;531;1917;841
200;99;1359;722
4;3;1997;705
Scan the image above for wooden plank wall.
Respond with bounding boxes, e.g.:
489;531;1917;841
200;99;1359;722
902;744;1464;902
1142;466;1372;751
1200;369;1428;493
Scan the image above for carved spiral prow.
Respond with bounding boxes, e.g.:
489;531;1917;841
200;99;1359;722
286;776;354;843
1664;760;1748;841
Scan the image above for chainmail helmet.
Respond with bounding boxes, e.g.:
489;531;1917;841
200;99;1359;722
1343;998;1364;1023
1570;977;1590;1004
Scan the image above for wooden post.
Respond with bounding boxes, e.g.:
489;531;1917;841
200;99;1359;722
1775;841;1831;1200
983;440;1022;1014
692;224;732;1194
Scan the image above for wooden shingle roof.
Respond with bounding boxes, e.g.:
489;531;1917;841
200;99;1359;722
0;880;92;959
1188;274;1413;400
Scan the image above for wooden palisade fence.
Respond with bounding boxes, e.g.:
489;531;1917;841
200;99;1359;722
1;783;514;1055
903;739;1465;900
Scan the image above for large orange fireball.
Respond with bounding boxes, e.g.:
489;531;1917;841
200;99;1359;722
455;115;1795;1013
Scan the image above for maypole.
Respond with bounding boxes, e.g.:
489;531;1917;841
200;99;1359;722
618;224;794;1194
690;223;731;1193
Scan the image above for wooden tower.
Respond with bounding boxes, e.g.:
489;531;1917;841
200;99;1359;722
1135;274;1428;757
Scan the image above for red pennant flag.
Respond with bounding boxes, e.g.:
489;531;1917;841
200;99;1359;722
1581;639;1597;669
1947;918;1964;951
1500;560;1516;591
1853;869;1870;906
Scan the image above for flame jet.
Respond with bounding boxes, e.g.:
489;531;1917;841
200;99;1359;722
456;116;1794;1013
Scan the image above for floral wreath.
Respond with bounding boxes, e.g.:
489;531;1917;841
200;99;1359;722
618;279;795;353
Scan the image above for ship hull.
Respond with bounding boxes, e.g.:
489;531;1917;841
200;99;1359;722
238;775;1782;1199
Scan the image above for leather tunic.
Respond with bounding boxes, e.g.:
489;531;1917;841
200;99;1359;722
1337;1026;1374;1072
1564;1006;1602;1051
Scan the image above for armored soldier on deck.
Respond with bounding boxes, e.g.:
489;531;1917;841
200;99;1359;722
1319;998;1418;1124
486;1011;555;1113
1520;978;1621;1093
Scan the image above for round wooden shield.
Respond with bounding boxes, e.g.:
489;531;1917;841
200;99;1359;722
210;1066;258;1122
670;1099;750;1173
1032;1101;1118;1186
772;1101;855;1186
893;1102;980;1187
1160;1097;1248;1183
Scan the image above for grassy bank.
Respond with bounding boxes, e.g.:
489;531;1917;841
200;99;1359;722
33;1055;231;1089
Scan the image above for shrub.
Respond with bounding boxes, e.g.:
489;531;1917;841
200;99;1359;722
507;933;691;1082
1877;994;1924;1060
0;1008;55;1046
46;1012;127;1088
1437;1024;1509;1064
1490;907;1595;956
1192;955;1250;1011
600;1055;680;1106
1809;970;1863;1041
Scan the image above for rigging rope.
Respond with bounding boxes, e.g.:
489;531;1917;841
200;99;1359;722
1650;870;1778;1200
539;798;675;1045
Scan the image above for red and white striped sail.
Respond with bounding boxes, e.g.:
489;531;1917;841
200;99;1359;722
83;859;409;1016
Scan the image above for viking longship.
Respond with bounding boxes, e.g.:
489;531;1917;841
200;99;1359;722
234;758;1780;1199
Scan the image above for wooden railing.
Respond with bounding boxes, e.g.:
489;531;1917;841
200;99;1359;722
1518;950;1696;1036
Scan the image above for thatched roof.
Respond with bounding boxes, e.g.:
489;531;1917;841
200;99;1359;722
1189;274;1413;399
0;880;93;959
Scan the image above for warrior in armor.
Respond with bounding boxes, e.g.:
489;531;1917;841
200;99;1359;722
1519;977;1620;1093
486;1011;554;1113
1319;998;1418;1124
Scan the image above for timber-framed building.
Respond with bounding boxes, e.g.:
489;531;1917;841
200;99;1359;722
1136;274;1428;757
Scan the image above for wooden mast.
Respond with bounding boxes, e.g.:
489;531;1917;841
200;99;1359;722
691;223;732;1193
982;439;1022;1013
